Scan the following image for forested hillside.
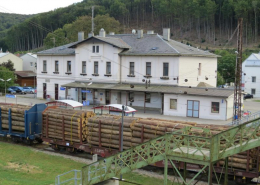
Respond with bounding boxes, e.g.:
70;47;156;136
1;0;260;52
0;13;32;32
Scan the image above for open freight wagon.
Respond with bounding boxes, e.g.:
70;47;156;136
0;103;47;144
42;108;260;183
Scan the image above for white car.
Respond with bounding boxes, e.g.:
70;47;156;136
23;87;35;94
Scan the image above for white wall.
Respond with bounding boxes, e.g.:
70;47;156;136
121;56;179;85
21;54;37;71
243;67;260;97
164;94;230;120
178;57;217;87
74;41;122;83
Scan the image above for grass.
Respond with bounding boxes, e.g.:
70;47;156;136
253;100;260;102
0;142;175;185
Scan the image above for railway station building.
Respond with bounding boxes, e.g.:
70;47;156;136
37;28;234;120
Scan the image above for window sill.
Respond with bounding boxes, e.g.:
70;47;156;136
160;76;169;80
104;74;112;77
53;72;59;74
143;75;152;78
80;73;87;76
127;75;135;77
65;72;72;75
41;71;47;74
92;74;99;76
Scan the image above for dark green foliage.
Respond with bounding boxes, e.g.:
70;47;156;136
1;0;260;52
0;13;32;32
0;66;16;93
0;60;16;71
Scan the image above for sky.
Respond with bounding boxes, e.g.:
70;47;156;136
0;0;83;15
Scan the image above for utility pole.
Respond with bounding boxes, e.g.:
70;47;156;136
233;18;243;122
91;6;94;34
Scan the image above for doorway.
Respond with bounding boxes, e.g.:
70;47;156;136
105;91;110;104
55;84;59;100
187;100;200;118
43;83;46;99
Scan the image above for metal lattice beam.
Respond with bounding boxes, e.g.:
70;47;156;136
82;118;260;185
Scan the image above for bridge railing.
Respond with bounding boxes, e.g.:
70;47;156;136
227;111;260;126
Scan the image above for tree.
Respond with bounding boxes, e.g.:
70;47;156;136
217;71;225;86
0;66;16;93
0;60;15;71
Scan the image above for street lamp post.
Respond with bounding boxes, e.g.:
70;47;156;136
0;78;12;103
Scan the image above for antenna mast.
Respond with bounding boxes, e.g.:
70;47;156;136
92;6;94;34
233;18;243;122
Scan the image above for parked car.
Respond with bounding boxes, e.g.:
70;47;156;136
23;87;35;94
7;88;16;94
9;86;26;94
244;93;253;100
218;84;228;88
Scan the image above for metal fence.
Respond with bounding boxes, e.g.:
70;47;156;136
227;111;260;126
55;169;81;185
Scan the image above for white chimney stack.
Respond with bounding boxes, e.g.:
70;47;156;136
88;32;94;38
99;28;106;37
109;32;115;35
78;31;84;41
137;30;143;39
163;28;170;41
147;30;154;34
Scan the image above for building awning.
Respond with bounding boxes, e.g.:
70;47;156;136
46;100;83;108
61;82;234;98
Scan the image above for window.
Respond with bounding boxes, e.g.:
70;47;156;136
145;93;151;103
129;92;134;102
30;62;33;67
55;61;59;72
94;61;98;74
252;89;256;95
146;62;151;75
170;99;177;109
129;62;134;75
43;60;47;72
252;76;256;82
163;63;169;76
82;61;86;73
67;61;71;72
92;46;99;53
211;102;219;113
198;63;201;76
106;62;111;74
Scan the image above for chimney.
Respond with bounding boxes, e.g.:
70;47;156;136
88;32;94;38
137;30;143;39
163;28;170;41
109;32;115;35
0;48;2;53
147;30;154;34
99;28;106;37
78;31;84;41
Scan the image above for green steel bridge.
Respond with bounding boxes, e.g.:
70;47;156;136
82;116;260;185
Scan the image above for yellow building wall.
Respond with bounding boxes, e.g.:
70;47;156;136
0;53;23;71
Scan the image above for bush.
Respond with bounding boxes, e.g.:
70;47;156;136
201;38;206;43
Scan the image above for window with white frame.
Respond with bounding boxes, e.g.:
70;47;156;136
82;61;86;73
170;99;177;109
67;61;71;72
106;62;111;74
163;63;169;76
129;62;134;75
252;76;256;82
30;62;33;67
55;61;59;72
252;88;256;95
94;61;98;74
211;102;219;113
43;60;47;72
92;45;99;53
146;62;151;75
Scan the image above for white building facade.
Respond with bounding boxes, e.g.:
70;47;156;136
20;53;37;71
37;29;233;120
242;53;260;97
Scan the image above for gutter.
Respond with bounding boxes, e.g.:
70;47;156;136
120;55;122;84
225;99;228;121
